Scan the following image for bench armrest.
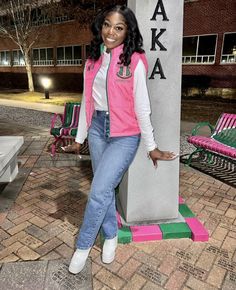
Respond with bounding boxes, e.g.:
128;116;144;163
50;113;64;129
191;122;215;136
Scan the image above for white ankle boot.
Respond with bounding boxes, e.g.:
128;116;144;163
102;236;118;264
68;247;91;274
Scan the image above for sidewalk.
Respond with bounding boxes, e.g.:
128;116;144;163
0;98;64;114
0;102;235;290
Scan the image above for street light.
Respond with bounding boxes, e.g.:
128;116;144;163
41;77;52;99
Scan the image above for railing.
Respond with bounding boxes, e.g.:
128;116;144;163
32;18;51;26
54;15;71;24
56;59;82;66
221;54;236;64
12;61;25;66
182;55;215;64
0;61;11;66
32;15;71;26
33;60;54;66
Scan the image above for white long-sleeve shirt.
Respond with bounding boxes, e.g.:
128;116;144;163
75;51;157;151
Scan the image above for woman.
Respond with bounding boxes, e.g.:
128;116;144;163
63;4;177;274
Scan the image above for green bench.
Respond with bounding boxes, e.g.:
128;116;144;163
50;102;81;156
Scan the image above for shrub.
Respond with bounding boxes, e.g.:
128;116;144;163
182;75;212;97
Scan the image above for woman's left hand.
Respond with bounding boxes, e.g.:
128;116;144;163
148;148;178;168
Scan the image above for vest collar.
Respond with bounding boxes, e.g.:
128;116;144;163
101;43;124;57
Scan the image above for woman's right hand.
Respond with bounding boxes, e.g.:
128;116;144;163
61;142;81;154
148;148;178;168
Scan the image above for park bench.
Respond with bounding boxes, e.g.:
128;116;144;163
0;136;24;183
186;113;236;166
50;102;81;156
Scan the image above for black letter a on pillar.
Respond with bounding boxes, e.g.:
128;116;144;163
149;58;166;80
150;0;169;21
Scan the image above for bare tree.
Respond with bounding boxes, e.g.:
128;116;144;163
0;0;126;91
0;0;55;91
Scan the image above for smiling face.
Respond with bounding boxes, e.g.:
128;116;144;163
101;12;127;51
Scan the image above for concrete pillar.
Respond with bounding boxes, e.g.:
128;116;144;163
118;0;184;223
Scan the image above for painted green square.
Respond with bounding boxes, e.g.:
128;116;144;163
159;222;191;239
179;204;195;217
118;226;132;244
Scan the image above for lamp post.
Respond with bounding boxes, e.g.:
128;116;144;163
41;77;52;99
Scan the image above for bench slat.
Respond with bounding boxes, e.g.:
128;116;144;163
188;136;236;159
213;128;236;148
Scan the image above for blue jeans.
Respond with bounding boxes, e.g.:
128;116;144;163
76;111;140;249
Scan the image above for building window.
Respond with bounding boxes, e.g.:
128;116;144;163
56;45;82;66
182;34;217;64
31;8;51;26
221;33;236;64
31;7;72;27
33;48;53;66
0;50;11;66
13;50;25;66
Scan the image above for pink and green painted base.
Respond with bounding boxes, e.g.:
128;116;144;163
117;196;209;244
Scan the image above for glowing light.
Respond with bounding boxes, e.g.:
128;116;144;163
41;77;52;89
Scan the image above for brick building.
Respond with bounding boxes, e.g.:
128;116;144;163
0;0;235;91
0;17;92;91
183;0;236;89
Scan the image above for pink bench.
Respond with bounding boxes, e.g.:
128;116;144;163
187;113;236;165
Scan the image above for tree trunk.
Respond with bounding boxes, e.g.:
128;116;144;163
25;54;34;92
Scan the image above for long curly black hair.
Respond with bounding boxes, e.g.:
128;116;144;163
89;5;144;66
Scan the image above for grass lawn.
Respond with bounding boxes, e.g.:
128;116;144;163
181;98;236;124
0;91;82;106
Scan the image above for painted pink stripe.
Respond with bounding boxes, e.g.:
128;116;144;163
227;117;235;129
130;225;162;242
75;106;80;126
214;114;223;132
216;114;227;133
216;113;236;133
71;106;78;127
185;217;209;242
216;114;228;132
116;211;122;228
70;106;77;127
223;116;233;131
70;106;76;127
179;196;185;204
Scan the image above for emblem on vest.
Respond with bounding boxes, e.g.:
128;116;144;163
117;66;132;79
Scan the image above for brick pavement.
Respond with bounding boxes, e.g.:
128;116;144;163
0;120;236;290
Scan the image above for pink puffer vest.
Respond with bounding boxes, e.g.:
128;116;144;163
84;44;148;137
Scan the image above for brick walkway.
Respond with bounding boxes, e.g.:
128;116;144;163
0;118;236;290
